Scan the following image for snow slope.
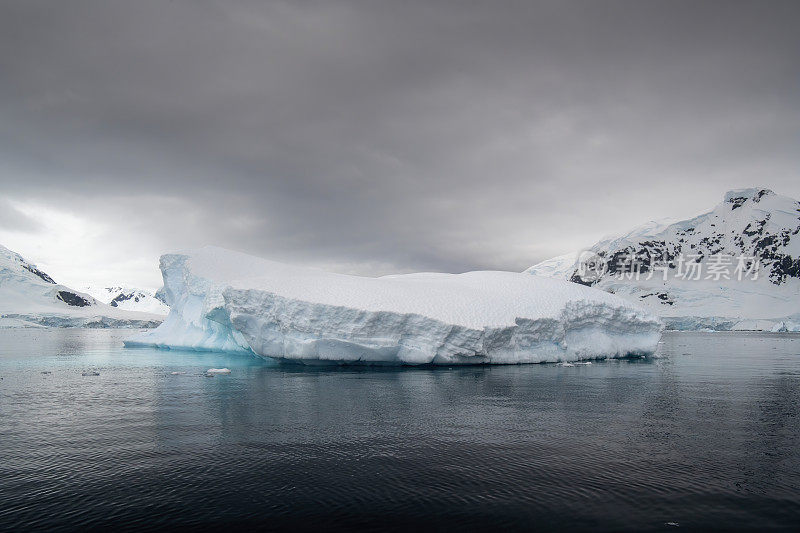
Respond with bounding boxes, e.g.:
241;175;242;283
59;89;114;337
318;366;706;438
125;246;662;364
526;188;800;330
0;244;163;328
82;286;169;315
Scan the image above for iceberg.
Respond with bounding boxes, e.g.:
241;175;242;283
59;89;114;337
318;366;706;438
770;320;800;333
125;247;663;364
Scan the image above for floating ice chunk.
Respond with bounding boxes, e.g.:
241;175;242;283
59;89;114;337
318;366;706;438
169;371;187;375
557;362;575;367
574;361;592;365
126;247;663;365
206;368;231;374
771;321;800;332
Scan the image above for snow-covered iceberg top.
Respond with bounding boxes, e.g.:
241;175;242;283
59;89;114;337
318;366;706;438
125;247;663;364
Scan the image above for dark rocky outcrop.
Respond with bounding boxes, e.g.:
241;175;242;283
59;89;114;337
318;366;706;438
22;265;56;284
56;291;92;307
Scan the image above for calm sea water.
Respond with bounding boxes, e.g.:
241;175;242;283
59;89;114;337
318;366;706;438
0;329;799;532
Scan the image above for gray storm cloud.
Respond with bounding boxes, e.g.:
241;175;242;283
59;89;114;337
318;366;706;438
1;0;798;284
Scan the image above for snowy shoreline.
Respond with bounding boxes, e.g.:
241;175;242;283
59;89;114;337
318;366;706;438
0;315;161;329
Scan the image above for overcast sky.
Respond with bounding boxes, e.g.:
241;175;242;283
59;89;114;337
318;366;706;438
1;0;798;289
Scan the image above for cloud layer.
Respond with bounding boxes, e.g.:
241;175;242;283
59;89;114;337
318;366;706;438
1;0;798;287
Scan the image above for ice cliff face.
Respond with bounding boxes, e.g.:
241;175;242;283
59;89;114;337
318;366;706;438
526;188;800;331
0;244;163;328
125;247;662;364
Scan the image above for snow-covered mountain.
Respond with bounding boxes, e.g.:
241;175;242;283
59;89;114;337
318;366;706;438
0;244;163;328
526;188;800;331
82;286;169;315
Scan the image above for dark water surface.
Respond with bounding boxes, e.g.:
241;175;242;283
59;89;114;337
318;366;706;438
1;330;799;532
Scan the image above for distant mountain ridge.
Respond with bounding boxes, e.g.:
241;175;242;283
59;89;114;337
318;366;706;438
0;244;162;328
526;188;800;331
82;286;169;315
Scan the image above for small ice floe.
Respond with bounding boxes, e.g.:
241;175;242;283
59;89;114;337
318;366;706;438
82;371;100;376
665;522;680;527
206;368;231;374
574;361;592;365
556;362;575;367
170;371;187;375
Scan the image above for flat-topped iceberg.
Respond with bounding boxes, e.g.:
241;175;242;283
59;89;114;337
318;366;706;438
125;247;662;364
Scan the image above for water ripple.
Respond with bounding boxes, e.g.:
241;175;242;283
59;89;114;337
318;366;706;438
1;330;799;531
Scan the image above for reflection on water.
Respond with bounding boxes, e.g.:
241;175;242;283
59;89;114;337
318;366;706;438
0;329;799;531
